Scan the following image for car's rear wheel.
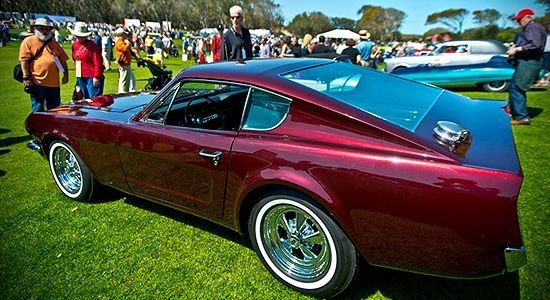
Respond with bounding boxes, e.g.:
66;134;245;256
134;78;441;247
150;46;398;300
482;80;510;92
48;141;95;202
248;192;358;298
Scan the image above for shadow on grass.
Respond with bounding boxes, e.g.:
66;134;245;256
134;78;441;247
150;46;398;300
123;195;251;248
341;264;520;299
0;170;6;177
527;107;544;119
0;135;30;147
0;149;11;156
0;128;11;135
110;194;521;299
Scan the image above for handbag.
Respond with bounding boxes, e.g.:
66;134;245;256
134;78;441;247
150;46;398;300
14;39;51;82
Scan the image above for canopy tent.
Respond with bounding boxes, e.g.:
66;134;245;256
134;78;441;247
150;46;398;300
316;29;360;40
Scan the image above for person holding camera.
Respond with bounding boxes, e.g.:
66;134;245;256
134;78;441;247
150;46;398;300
114;28;136;93
18;18;69;112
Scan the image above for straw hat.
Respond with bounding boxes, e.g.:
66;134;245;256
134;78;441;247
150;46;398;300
31;18;54;29
70;22;92;37
21;29;34;37
115;28;129;36
358;30;371;40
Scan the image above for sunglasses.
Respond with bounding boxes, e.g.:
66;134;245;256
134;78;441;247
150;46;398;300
230;15;241;20
35;26;52;31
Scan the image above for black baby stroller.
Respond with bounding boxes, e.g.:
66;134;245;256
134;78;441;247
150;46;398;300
136;57;173;91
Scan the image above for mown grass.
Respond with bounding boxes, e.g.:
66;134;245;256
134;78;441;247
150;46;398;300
1;40;549;299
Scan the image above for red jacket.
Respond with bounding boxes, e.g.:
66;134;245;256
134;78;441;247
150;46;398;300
211;35;222;62
72;39;104;78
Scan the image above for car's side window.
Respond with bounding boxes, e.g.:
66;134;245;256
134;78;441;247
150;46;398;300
146;86;178;123
243;89;290;131
161;81;249;131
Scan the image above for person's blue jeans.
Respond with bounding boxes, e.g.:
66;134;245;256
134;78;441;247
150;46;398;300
508;72;529;121
77;76;104;99
30;85;61;112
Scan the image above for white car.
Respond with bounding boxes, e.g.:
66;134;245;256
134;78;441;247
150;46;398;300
384;40;508;72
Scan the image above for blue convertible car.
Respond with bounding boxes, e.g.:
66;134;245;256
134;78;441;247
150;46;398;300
391;55;514;92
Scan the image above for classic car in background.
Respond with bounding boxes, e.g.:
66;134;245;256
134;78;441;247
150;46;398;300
384;40;509;72
26;59;526;298
392;55;514;92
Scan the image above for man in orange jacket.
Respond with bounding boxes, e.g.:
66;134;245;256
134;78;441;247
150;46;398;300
115;28;136;93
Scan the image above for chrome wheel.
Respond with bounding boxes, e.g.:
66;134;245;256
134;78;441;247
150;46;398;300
483;80;509;92
249;194;358;297
51;143;82;196
48;141;94;201
262;202;330;282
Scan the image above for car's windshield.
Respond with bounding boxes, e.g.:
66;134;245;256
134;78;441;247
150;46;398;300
280;62;443;131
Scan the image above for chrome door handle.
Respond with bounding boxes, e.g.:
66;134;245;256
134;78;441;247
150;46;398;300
199;149;222;166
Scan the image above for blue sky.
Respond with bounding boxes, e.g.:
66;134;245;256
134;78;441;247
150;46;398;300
274;0;548;34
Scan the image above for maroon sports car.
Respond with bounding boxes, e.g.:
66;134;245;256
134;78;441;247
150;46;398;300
26;58;526;298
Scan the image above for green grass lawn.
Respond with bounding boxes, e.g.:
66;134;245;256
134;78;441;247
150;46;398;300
1;40;549;299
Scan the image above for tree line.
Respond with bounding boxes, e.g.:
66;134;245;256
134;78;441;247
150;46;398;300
0;0;284;30
1;1;549;41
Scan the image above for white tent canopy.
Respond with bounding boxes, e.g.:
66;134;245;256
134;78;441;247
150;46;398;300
316;29;360;40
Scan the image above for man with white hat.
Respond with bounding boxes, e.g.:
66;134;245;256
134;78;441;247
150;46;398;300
506;8;546;125
18;18;69;112
70;22;105;99
114;28;136;93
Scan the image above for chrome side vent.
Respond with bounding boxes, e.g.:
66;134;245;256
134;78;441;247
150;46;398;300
433;121;472;154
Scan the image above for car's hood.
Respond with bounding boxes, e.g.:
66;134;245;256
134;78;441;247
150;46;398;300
415;91;520;175
43;92;156;123
91;92;156;112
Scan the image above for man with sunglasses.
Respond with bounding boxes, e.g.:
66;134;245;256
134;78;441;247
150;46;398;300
220;5;252;61
507;8;546;125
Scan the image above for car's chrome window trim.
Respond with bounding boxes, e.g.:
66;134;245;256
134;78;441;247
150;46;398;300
140;77;292;132
241;87;291;132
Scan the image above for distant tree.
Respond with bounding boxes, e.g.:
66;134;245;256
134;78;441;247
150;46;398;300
423;27;450;38
472;9;501;26
331;17;356;30
536;0;550;11
286;12;332;37
426;8;469;33
496;29;518;43
356;5;406;41
461;24;500;40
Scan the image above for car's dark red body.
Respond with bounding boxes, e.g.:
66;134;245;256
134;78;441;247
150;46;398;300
26;59;525;284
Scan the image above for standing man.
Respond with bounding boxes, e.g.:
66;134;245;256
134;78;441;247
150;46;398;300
115;28;136;93
19;18;69;112
221;5;252;61
356;30;374;67
507;8;546;125
101;32;113;71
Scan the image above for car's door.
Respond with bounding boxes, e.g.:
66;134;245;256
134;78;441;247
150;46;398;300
116;81;250;218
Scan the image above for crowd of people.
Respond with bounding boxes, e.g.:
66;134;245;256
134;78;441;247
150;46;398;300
15;6;550;127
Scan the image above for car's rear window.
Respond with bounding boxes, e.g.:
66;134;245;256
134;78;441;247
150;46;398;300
280;62;443;131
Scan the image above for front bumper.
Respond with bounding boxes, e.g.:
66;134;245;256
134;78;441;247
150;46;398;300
504;246;527;272
27;139;42;154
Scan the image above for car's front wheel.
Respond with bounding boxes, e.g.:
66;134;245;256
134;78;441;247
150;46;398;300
48;141;95;202
248;192;358;298
482;80;510;92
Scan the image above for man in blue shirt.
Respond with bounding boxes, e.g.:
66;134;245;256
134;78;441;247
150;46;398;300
355;30;373;67
507;8;546;125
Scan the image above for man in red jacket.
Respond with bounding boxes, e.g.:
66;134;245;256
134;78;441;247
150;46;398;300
70;22;105;98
